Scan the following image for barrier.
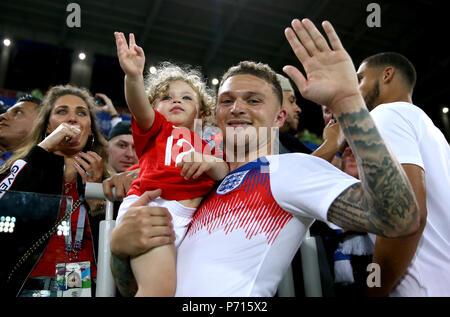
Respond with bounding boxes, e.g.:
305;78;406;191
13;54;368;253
277;230;323;297
299;230;323;297
84;182;116;297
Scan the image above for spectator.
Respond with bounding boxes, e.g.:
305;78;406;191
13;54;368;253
94;93;123;128
0;85;109;297
107;121;138;173
0;95;42;165
0;100;7;114
276;74;311;154
109;19;419;297
357;52;450;296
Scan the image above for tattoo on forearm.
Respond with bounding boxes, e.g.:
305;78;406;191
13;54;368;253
110;254;137;297
328;108;418;237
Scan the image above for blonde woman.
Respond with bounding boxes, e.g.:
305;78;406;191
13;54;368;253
0;85;109;297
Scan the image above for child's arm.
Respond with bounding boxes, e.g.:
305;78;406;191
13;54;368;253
178;152;229;181
131;244;176;297
114;32;155;131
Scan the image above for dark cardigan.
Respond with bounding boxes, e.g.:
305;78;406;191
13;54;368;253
0;145;103;296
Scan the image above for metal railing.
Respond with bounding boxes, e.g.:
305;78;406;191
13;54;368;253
85;182;116;297
277;230;323;297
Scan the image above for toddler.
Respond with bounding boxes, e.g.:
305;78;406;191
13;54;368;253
114;32;229;296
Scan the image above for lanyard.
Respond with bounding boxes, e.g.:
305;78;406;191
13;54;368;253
61;162;86;261
64;204;86;261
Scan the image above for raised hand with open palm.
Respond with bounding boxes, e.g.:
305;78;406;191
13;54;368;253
283;19;362;115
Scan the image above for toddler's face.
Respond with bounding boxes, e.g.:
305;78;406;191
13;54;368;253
155;80;201;131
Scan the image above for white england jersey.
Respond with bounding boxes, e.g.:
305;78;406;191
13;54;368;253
175;153;359;296
370;102;450;297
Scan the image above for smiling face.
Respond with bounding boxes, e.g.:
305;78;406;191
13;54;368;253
46;94;92;154
0;101;39;152
154;80;201;131
216;74;286;159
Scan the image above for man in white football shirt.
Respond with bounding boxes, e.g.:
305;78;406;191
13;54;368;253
357;52;450;297
109;19;420;297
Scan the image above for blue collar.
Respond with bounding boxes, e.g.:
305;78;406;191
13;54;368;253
229;156;270;174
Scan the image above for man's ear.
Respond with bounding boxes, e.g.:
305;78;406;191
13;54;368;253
382;66;395;83
275;108;287;129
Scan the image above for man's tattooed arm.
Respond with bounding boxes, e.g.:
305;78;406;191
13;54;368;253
110;254;137;297
280;18;418;237
328;107;419;238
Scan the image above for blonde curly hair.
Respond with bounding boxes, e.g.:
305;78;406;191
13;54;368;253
144;62;216;127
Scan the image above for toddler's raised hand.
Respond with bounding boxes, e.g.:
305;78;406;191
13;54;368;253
115;32;146;79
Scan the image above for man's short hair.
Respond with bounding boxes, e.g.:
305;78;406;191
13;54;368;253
16;94;42;105
362;52;417;90
108;121;132;141
219;61;283;106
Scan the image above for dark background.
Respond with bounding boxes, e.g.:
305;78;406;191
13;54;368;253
1;0;449;140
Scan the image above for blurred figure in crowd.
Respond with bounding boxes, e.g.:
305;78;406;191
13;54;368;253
276;74;311;154
94;93;123;128
107;121;138;173
0;95;42;166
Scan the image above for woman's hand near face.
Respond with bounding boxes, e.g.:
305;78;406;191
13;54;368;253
38;122;81;153
73;151;104;183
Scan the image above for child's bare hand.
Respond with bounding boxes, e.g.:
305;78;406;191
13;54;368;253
114;32;145;79
177;152;216;180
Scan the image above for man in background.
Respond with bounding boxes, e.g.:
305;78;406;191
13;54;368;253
0;95;42;166
107;121;138;173
276;74;311;154
357;52;450;296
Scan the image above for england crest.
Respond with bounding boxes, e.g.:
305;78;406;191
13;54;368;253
216;170;249;195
